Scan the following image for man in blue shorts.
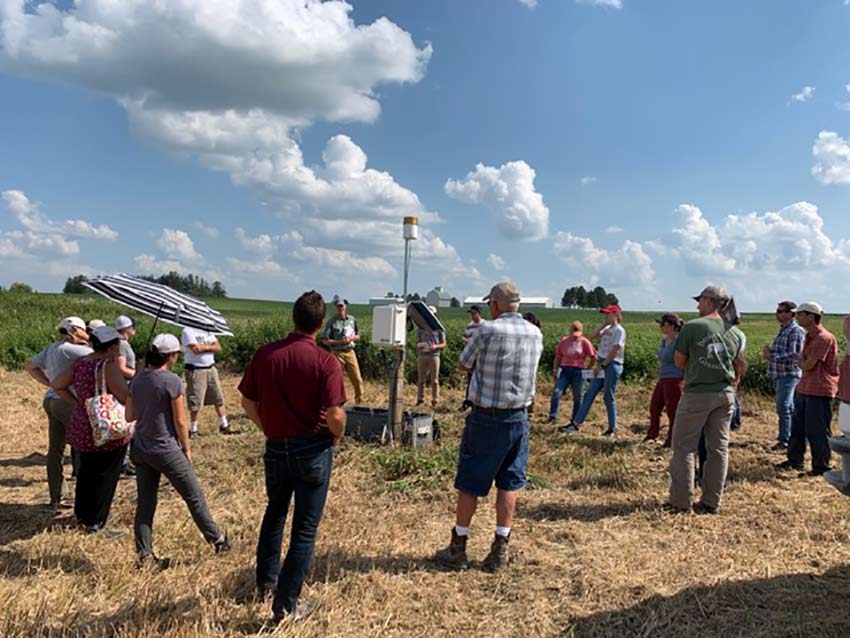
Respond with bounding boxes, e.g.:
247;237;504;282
434;282;543;572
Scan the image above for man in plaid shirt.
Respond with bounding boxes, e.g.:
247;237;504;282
434;282;542;572
762;301;804;451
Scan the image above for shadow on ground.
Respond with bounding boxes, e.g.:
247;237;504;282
565;566;850;638
519;499;654;523
0;502;70;545
0;452;46;468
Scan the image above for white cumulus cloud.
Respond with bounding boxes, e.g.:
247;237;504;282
580;176;597;186
790;86;816;103
605;225;624;234
2;190;118;240
553;233;654;286
487;254;506;271
518;0;538;8
812;131;850;185
576;0;623;9
0;0;467;298
445;160;549;240
156;229;202;262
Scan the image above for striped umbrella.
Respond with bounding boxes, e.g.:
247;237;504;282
82;273;233;336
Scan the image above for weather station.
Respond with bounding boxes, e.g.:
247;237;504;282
348;216;441;448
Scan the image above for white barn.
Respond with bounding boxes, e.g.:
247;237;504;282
463;295;550;309
425;286;454;308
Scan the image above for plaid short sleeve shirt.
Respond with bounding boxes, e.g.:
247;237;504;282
767;320;804;379
460;312;543;409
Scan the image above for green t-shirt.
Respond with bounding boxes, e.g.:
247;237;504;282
676;317;744;393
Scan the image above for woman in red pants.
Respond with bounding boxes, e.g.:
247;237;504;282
645;314;684;446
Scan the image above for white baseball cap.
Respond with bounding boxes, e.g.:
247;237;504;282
58;316;86;333
87;319;106;331
796;301;824;316
151;333;181;354
115;315;134;330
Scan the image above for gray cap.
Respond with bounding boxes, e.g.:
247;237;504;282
693;285;729;302
331;295;347;306
91;325;121;344
796;301;823;316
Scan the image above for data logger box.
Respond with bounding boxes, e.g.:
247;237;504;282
372;303;406;349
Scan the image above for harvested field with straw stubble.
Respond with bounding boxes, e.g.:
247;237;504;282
1;369;850;637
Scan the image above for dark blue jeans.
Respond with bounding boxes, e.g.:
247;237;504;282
256;437;334;615
788;393;833;472
549;366;584;421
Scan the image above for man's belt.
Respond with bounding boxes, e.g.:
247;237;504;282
185;364;214;371
471;404;526;415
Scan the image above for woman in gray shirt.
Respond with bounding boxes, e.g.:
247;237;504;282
126;333;230;568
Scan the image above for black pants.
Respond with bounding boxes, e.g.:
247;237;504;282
256;437;333;615
788;393;833;472
75;445;127;529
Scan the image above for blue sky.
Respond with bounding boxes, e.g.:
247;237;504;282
2;0;850;311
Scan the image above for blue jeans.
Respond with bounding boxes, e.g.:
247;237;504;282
256;437;334;615
574;362;623;432
774;376;799;445
549;367;585;420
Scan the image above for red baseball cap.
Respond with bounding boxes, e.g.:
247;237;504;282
599;305;621;314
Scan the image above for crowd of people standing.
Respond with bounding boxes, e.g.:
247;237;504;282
19;280;850;625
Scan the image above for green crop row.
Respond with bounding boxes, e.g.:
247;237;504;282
2;290;846;396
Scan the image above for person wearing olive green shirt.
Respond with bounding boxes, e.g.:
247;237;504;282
667;285;746;515
321;296;364;405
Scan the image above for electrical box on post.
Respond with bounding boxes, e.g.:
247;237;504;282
372;304;406;349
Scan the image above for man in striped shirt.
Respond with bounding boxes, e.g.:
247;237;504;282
435;282;543;572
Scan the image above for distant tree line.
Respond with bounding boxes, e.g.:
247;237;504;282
4;282;34;294
64;272;227;298
561;285;619;309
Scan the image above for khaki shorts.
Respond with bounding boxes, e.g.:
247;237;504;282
185;367;224;412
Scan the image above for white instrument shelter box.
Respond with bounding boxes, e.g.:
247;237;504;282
372;304;406;349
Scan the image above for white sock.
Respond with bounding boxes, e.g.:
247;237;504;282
219;416;229;429
190;421;198;433
454;525;469;537
495;526;511;538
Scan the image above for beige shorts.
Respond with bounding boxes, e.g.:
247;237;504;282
185;367;224;412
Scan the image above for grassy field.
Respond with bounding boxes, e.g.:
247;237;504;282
1;372;849;637
2;291;847;395
2;293;850;636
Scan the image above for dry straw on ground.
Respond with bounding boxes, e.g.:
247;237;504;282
1;369;849;637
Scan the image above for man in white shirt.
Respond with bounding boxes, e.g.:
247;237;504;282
181;327;229;436
25;316;92;507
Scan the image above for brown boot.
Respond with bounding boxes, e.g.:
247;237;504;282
481;533;509;572
434;528;469;570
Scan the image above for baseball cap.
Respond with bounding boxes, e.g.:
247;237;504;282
151;333;181;354
483;282;520;304
91;325;121;344
331;295;348;306
467;305;482;313
87;319;106;331
115;315;134;330
692;285;728;302
58;316;86;333
600;305;621;314
796;301;824;316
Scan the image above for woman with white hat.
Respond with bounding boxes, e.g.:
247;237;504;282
125;333;229;568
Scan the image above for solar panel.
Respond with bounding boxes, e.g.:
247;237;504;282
407;300;446;333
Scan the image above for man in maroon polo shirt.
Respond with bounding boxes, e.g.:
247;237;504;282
238;291;346;624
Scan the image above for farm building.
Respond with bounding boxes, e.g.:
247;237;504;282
425;286;454;308
369;295;404;306
463;295;551;309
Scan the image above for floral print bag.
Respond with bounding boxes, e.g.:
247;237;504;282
85;360;133;447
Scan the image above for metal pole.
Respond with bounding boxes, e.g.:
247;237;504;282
390;238;411;443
